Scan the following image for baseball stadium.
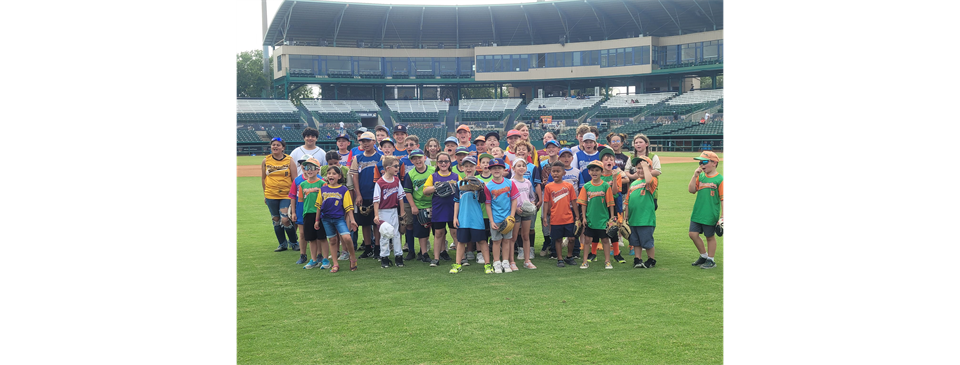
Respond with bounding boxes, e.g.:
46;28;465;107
238;0;723;363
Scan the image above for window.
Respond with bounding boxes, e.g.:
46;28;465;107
600;49;608;67
573;51;581;66
357;57;381;72
277;55;282;72
546;53;555;68
564;52;573;68
637;46;650;65
520;54;528;71
666;45;678;65
624;47;633;66
616;48;624;67
682;43;696;63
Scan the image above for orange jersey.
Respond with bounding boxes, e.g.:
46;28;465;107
543;181;577;225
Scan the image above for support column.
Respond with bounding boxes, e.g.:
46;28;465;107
334;84;338;100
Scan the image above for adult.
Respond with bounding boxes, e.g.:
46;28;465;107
262;137;299;252
455;124;477;155
627;133;662;209
339;121;345;134
290;127;327;178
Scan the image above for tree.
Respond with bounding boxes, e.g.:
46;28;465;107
237;50;271;98
700;75;723;89
288;85;314;106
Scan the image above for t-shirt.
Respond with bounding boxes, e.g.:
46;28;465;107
597;171;624;197
613;153;629;171
298;178;326;214
402;165;436;209
316;184;354;220
288;174;306;201
452;165;468;180
319;165;352;190
373;175;405;210
547;165;580;189
476;173;493;219
691;172;723;225
337;150;351;167
425;171;460;222
511;178;535;207
348;146;363;166
543;181;576;225
393;149;409;158
483;177;519;224
290;146;327;177
625;177;658;227
572;149;599;172
399;155;415;173
263;154;293;200
577;180;614;229
351;150;384;202
455;179;487;230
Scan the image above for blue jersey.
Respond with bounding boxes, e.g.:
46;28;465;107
455;180;486;230
483;178;519;224
399;155;415;172
354;150;384;202
393;149;409;158
573;150;599;171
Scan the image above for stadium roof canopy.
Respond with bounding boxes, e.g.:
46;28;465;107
263;0;723;49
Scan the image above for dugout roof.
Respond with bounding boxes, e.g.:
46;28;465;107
263;0;723;49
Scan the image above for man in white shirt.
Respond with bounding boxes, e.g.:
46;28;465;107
289;127;328;177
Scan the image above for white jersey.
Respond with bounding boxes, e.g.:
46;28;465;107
290;145;328;176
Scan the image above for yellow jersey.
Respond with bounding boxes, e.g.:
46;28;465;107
263;154;293;199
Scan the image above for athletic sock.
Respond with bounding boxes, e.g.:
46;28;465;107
701;253;709;258
707;256;714;261
591;242;599;255
612;244;620;256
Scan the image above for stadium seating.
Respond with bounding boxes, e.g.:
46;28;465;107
521;97;601;119
458;99;522;122
301;100;381;124
595;93;675;118
648;90;723;117
237;129;264;142
237;99;300;124
386;100;447;124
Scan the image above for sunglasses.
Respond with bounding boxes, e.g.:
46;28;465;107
271;137;283;142
437;160;450;164
303;165;319;171
391;165;400;168
699;160;711;165
406;143;417;147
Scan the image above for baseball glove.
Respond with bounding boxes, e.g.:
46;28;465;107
497;216;516;234
434;180;457;198
605;219;620;239
459;177;485;192
716;217;723;237
618;221;631;238
574;220;584;237
518;201;537;218
359;204;373;216
417;208;432;226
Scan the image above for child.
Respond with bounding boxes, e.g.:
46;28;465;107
484;158;520;274
288;155;309;264
510;141;539;262
424;138;441;166
554;148;581;258
577;161;615;270
624;156;658;268
688;151;723;269
488;147;511;178
298;158;331;270
503;130;522;163
315;164;358;272
349;131;384;259
402;149;436;263
452;147;471;179
335;133;352;167
451;156;491;274
399;135;421;260
443;137;459;160
473;153;496;265
583;147;626;263
542;161;580;267
473;135;487;156
574;133;601;185
509;158;537;270
392;125;409;157
534;140;561;256
321;151;353;261
423;152;460;267
374;156;406;268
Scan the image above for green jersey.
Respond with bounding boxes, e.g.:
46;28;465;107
691;172;723;225
299;179;326;214
625;177;657;227
403;165;436;209
577;180;614;229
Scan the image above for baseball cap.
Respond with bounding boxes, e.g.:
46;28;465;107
586;160;605;170
478;153;494;161
559;148;574;156
488;158;506;169
374;125;390;134
302;157;321;167
444;136;459;145
545;140;561;148
473;135;486;143
456;124;471;133
455;147;470;155
409;149;425;158
598;147;615;159
693;151;720;163
506;130;522;139
379;137;395;147
358;132;375;141
461;156;478;166
631;155;652;167
335;133;351;141
582;133;597;142
355;127;368;134
297;154;314;164
393;124;407;133
484;131;500;141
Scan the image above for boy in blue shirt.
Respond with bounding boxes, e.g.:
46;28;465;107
483;158;520;274
451;157;490;274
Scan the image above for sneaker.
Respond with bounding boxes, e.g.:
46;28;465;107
502;260;513;273
403;251;415;261
402;247;409;252
430;259;439;267
295;254;308;265
572;253;581;259
289;242;300;252
605;262;613;270
417;253;427;262
476;252;485;264
449;263;462;274
381;257;391;268
320;258;331;269
493;261;503;274
509;262;519;272
484;264;494;274
701;259;716;269
359;248;374;259
527;249;534;260
461;258;470;266
524;261;537;270
395;255;404;267
303;259;318;269
564;257;577;266
692;256;708;266
338;252;349;261
644;258;657;268
440;251;452;261
629;249;635;256
517;248;524;260
634;257;644;268
557;260;565;268
549;253;558;260
446;240;454;250
614;254;626;264
540;248;548;257
580;262;589;269
273;243;287;252
587;253;597;262
466;251;476;261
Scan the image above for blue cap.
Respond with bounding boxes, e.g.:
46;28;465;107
444;136;459;145
461;156;478;165
545;140;561;148
335;133;351;141
455;147;470;155
394;124;407;133
488;158;506;169
409;149;425;158
379;137;395;147
559;148;574;156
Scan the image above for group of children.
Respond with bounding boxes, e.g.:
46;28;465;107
279;125;724;274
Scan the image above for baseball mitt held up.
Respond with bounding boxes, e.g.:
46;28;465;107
434;180;457;198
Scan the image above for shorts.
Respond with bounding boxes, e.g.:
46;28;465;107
321;217;351;238
432;221;455;231
354;201;375;227
484;220;491;239
550;223;576;239
302;213;327;241
585;227;618;243
457;228;487;243
265;198;291;219
628;226;655;249
516;212;533;222
690;221;716;238
614;195;624;214
490;227;513;241
295;202;304;225
402;202;414;226
412;218;432;239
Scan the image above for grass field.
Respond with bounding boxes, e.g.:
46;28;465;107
237;157;723;364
